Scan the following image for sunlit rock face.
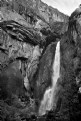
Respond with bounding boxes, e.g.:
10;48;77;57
37;0;68;23
38;41;60;116
0;0;68;39
24;45;41;90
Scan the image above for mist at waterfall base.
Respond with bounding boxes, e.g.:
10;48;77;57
39;41;60;116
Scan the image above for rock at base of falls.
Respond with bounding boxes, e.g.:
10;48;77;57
39;87;52;116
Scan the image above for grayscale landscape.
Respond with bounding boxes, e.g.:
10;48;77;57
0;0;81;121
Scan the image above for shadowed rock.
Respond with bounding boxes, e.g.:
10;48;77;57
0;61;24;99
0;20;45;47
32;42;57;106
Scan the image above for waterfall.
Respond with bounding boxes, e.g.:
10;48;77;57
39;41;60;116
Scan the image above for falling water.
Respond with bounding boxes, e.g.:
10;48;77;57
39;41;60;116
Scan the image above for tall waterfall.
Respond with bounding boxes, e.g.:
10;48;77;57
39;41;60;116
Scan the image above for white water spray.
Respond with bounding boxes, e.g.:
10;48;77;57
39;41;60;116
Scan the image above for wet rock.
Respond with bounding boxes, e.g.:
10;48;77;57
33;42;57;106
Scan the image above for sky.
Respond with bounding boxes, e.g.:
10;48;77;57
41;0;81;16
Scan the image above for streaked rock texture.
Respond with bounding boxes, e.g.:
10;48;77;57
1;0;81;121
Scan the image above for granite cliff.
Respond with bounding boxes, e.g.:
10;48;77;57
1;0;81;121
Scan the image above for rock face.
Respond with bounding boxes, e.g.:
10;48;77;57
0;61;24;99
55;7;81;120
0;0;68;35
0;0;68;99
30;5;81;120
33;42;57;101
0;0;68;22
